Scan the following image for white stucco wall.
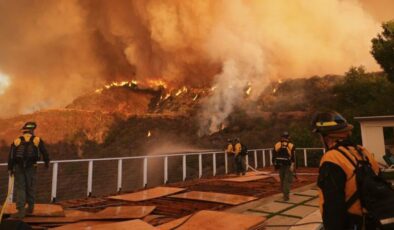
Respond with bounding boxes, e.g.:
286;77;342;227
359;119;394;165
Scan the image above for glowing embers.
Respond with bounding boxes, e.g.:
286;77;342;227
2;203;65;217
108;186;186;202
55;219;156;230
170;191;257;205
158;210;266;230
221;175;272;182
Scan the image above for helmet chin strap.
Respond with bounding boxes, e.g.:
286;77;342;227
319;134;330;150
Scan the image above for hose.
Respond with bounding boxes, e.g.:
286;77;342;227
0;175;14;222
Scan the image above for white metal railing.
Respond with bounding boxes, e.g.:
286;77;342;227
0;147;324;202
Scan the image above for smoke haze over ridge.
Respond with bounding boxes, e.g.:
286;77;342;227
0;0;390;124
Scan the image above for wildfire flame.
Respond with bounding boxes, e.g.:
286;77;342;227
148;79;167;89
164;93;171;100
147;130;151;137
245;86;252;96
175;89;182;96
193;94;199;101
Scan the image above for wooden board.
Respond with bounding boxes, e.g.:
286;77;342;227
170;191;257;205
108;187;185;202
2;203;65;217
52;221;115;230
64;206;155;220
158;210;265;230
95;206;156;219
221;175;272;182
20;216;78;224
88;219;157;230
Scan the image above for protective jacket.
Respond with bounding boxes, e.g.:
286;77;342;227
273;139;295;165
8;133;50;171
234;143;242;156
318;141;380;229
225;143;234;154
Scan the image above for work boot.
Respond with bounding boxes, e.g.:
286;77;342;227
26;206;34;215
11;209;25;219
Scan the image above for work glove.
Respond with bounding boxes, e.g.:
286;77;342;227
290;163;295;172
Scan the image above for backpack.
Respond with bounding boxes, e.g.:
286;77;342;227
336;146;394;229
240;144;248;156
14;136;39;164
275;141;291;166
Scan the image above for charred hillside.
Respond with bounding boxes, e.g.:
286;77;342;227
2;70;392;161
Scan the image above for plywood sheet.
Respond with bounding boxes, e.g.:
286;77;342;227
170;191;257;205
108;187;185;202
88;219;157;230
64;206;155;221
157;215;190;230
52;221;115;230
21;216;78;224
158;210;265;230
221;175;271;182
2;203;65;217
64;210;95;219
95;206;156;219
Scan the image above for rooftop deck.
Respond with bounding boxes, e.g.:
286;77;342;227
2;167;320;229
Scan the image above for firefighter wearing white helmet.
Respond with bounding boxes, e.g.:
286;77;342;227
312;111;394;229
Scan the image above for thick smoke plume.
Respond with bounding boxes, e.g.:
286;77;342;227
0;0;389;128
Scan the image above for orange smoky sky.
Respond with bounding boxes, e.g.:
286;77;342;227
0;0;392;118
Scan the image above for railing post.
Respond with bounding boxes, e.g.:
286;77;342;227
198;154;202;178
117;159;122;192
304;149;308;167
143;157;148;188
10;178;14;203
213;153;217;176
224;152;228;174
164;156;168;184
323;148;326;154
182;155;186;181
269;149;273;166
245;154;249;170
263;150;266;167
254;150;258;169
51;162;58;202
87;160;93;197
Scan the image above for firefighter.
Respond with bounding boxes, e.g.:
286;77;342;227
225;139;234;155
312;111;380;229
273;132;295;201
234;138;246;176
8;122;50;219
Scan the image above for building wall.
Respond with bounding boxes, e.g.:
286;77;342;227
359;119;394;165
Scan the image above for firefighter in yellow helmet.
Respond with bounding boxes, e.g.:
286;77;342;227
312;112;380;229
